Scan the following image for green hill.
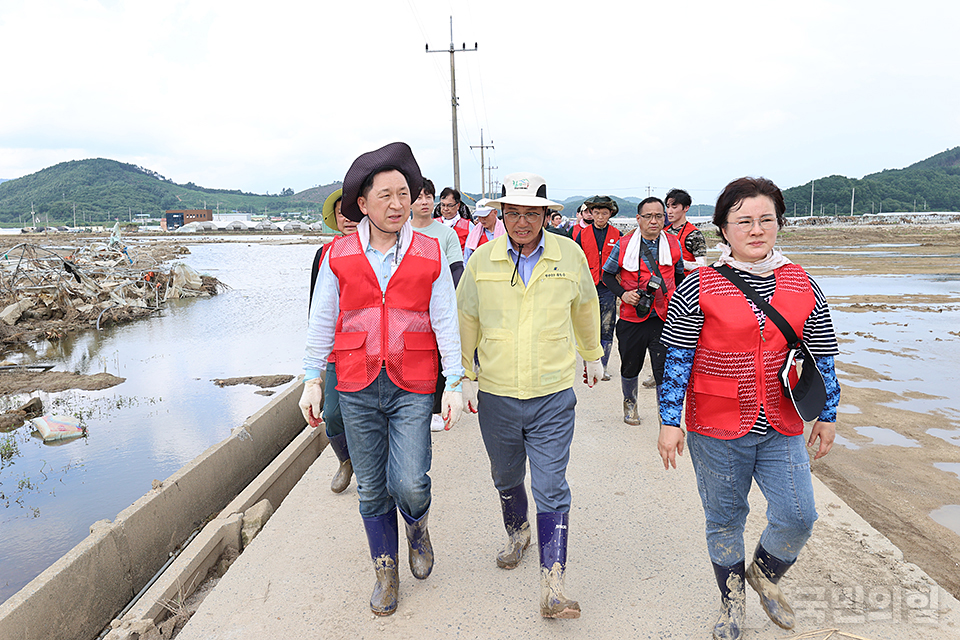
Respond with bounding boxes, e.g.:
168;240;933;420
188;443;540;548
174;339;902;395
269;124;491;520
0;159;339;226
782;146;960;216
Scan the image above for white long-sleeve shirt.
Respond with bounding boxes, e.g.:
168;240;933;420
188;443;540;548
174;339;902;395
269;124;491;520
303;236;463;385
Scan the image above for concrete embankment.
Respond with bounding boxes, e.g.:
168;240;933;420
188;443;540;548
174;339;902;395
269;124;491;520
0;379;317;640
172;356;960;640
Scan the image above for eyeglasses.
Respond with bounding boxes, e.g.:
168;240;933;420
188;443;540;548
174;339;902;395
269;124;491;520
639;213;665;221
440;202;458;209
503;211;543;223
727;217;777;232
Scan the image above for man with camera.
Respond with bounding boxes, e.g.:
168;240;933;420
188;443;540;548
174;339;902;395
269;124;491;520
601;197;684;425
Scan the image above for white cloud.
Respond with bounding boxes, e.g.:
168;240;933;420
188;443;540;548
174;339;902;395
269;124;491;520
1;0;959;201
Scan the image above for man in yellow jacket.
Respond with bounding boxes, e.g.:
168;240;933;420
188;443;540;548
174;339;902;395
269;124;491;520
456;172;603;620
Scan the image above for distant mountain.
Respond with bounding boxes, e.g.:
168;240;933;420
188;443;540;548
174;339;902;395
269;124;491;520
782;146;960;216
0;159;335;226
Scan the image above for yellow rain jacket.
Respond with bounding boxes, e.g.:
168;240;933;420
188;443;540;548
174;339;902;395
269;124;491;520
457;231;602;399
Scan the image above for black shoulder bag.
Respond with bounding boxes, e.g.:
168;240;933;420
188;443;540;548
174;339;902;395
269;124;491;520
713;265;827;422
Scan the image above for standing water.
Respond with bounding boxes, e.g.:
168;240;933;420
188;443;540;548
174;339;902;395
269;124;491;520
0;238;318;604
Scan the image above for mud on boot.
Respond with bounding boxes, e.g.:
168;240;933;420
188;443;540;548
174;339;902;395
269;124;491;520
400;508;434;580
537;512;580;619
623;398;640;425
327;432;354;494
498;521;530;569
497;484;531;569
745;544;796;630
712;561;746;640
362;509;400;616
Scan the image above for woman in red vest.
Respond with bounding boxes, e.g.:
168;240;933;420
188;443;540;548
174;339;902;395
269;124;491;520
656;177;841;640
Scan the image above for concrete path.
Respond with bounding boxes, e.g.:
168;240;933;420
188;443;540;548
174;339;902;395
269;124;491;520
178;360;960;640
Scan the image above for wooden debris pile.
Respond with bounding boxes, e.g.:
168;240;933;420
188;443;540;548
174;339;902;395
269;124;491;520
0;238;226;349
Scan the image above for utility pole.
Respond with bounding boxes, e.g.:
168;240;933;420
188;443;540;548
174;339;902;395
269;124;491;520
427;17;477;192
810;180;815;216
470;129;494;198
487;164;498;198
850;187;855;216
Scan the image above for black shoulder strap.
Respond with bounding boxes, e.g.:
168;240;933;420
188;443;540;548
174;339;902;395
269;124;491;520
712;265;800;347
639;241;664;280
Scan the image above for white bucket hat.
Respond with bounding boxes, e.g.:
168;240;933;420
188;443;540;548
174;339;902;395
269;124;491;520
489;172;563;211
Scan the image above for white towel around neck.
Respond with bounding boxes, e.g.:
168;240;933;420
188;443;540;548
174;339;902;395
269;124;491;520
623;229;673;273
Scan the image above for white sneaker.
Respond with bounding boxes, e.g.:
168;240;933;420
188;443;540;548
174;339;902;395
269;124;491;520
431;414;445;432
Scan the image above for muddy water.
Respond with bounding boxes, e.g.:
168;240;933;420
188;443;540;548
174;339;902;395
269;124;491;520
0;238;318;604
786;235;960;600
2;228;960;606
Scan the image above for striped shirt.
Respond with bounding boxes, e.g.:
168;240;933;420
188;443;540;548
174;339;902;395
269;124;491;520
661;267;839;433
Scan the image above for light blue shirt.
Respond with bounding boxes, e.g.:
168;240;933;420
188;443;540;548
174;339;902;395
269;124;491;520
505;232;546;286
304;235;464;386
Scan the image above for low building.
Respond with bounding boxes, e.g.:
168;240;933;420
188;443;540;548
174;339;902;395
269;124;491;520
163;209;213;231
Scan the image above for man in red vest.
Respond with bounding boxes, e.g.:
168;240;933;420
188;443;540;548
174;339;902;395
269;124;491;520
299;142;464;617
665;188;707;274
436;186;472;251
575;195;621;379
601;197;684;424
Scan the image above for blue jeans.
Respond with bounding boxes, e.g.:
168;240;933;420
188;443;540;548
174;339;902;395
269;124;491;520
338;369;434;519
686;429;817;566
597;286;617;345
476;389;576;513
323;362;344;438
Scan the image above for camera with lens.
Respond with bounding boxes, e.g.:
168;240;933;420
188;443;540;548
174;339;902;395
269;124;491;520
635;274;664;317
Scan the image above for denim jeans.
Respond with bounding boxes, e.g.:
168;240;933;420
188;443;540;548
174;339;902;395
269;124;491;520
597;285;617;345
476;388;576;513
323;361;344;438
686;429;817;566
338;369;434;519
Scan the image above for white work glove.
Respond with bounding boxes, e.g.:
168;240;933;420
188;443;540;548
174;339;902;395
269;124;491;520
441;390;463;430
463;379;479;413
583;359;603;388
299;377;324;428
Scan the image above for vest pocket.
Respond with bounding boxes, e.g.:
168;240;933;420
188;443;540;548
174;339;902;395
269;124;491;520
692;373;739;425
402;331;438;381
333;332;367;383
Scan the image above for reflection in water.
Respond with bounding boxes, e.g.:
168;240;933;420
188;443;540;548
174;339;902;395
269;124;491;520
833;433;861;450
0;240;318;604
934;462;960;480
853;426;921;448
930;505;960;537
929;429;960;448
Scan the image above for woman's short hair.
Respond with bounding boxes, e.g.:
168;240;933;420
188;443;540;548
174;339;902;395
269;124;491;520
713;177;786;242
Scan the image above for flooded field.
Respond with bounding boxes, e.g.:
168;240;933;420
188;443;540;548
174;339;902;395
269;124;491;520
1;224;959;606
0;236;320;603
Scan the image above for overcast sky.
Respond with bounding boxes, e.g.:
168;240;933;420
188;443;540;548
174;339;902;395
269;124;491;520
2;0;958;204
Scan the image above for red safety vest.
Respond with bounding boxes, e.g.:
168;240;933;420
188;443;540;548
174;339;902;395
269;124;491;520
578;224;621;286
451;218;470;251
327;232;442;394
668;221;699;274
615;232;681;323
686;265;815;439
